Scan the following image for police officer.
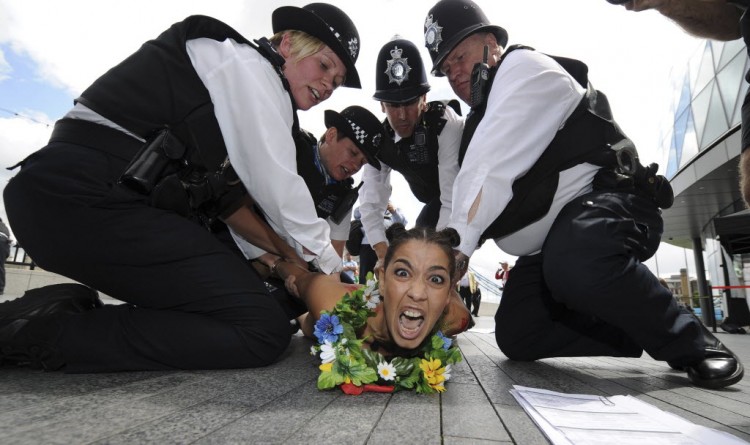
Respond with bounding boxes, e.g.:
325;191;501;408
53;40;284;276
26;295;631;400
241;105;384;272
1;3;363;372
358;36;464;264
424;0;743;389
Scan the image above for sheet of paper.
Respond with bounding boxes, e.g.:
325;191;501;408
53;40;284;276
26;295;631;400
511;385;748;445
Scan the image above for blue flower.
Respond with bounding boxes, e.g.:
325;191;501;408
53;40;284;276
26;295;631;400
314;314;344;344
436;331;452;350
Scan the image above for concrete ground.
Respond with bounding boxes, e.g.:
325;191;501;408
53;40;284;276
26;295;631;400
2;273;750;444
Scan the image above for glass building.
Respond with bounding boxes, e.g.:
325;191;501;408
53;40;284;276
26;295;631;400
658;38;750;326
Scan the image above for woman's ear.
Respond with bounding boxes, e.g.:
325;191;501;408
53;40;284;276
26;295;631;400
278;32;293;59
375;262;385;282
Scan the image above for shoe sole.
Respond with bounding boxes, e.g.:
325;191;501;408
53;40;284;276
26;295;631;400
0;283;103;318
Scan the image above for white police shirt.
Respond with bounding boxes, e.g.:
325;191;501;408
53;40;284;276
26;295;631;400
449;49;599;258
188;37;341;273
358;105;463;248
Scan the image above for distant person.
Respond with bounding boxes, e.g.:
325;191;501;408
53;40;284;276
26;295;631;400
605;1;750;207
353;202;407;284
471;283;482;317
495;261;511;290
0;216;10;295
457;270;474;310
341;250;359;284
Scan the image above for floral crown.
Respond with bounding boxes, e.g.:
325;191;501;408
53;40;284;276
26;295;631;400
310;273;462;395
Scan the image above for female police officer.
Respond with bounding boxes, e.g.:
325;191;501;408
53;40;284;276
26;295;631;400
0;3;362;372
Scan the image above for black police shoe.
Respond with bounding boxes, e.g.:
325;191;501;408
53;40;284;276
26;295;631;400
686;344;744;389
0;283;103;319
683;323;744;389
0;318;65;370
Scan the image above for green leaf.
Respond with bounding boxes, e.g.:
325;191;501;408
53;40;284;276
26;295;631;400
318;368;344;389
348;362;378;386
361;348;384;368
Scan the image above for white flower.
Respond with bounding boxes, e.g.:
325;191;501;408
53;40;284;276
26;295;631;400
377;361;397;381
362;279;381;309
443;364;452;381
320;341;336;364
309;345;318;356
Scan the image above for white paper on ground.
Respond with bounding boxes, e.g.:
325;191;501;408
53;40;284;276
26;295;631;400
510;385;748;445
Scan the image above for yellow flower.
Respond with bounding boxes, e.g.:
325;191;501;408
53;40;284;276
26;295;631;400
420;358;447;392
319;362;333;372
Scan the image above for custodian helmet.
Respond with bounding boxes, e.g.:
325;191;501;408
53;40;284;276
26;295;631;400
373;37;430;104
423;0;508;76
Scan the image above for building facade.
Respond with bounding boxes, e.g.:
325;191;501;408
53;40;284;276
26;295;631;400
658;38;750;326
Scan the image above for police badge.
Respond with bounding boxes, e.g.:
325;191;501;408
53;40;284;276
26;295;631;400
424;14;443;53
348;37;359;60
385;46;411;86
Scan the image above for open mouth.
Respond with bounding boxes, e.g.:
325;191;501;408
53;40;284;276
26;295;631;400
398;309;425;340
310;87;321;103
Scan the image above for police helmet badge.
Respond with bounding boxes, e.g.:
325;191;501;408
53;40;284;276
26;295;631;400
372;133;382;150
348;37;359;60
424;14;443;53
385;46;412;86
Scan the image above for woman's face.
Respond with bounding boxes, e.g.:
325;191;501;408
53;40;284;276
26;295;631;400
279;34;347;111
377;239;452;349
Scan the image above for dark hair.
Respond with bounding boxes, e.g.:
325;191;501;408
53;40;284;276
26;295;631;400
383;223;460;274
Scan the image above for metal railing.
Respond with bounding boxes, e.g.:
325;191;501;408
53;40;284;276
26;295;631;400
4;244;35;269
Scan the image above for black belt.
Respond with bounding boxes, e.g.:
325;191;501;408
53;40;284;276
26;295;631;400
49;118;143;162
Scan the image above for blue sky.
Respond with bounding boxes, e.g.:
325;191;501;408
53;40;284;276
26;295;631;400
0;44;73;122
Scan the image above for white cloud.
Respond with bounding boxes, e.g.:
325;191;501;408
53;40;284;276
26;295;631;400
0;0;711;279
0;48;9;82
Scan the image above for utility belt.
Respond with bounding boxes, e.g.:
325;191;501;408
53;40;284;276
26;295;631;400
50;119;246;229
592;139;674;209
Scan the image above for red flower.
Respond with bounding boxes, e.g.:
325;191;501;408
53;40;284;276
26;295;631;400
340;383;395;395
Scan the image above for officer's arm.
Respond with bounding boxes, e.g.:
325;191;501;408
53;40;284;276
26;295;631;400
617;0;742;40
222;198;305;267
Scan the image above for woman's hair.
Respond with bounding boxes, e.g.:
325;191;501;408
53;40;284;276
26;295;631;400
383;223;461;277
270;30;326;62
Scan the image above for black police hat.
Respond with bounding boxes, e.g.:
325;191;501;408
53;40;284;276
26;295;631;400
423;0;508;76
324;106;383;170
273;3;361;88
373;37;431;104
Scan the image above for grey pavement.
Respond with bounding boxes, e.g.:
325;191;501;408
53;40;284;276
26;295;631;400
2;293;750;444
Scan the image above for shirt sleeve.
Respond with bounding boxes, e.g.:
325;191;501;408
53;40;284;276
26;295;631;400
187;38;340;273
390;207;408;226
448;50;586;256
328;213;352;241
435;106;464;230
358;163;393;247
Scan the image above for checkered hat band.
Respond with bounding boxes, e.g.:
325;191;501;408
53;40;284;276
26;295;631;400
347;119;367;145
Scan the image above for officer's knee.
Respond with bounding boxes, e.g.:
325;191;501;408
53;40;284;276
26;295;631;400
495;332;538;361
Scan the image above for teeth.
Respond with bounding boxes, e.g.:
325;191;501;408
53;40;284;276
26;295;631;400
311;88;320;100
403;310;422;318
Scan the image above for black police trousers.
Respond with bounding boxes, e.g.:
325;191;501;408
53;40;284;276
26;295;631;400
495;191;704;366
4;140;291;372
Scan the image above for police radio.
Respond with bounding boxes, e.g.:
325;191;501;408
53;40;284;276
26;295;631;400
470;45;490;108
